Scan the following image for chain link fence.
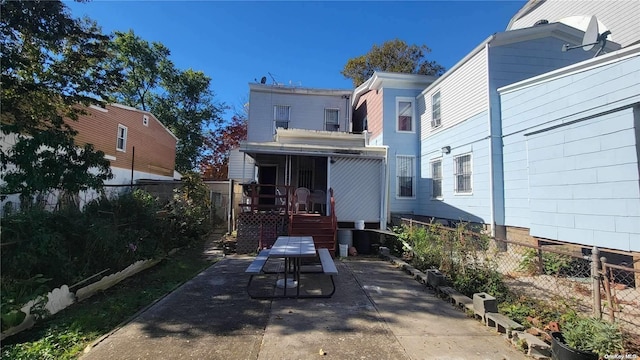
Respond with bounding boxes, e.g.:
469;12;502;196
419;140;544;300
396;218;640;344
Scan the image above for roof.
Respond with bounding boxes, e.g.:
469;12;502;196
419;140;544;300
239;129;387;158
351;71;437;107
506;0;545;30
249;83;352;97
107;103;179;141
419;22;620;97
240;141;387;158
498;43;640;94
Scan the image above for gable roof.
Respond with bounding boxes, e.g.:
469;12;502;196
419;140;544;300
419;21;620;97
351;72;437;107
105;103;179;141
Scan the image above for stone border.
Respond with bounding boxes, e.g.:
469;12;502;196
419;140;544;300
379;247;552;360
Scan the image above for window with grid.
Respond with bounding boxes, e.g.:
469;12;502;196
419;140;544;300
431;91;441;128
273;105;290;130
397;100;413;132
324;109;339;131
431;159;442;199
116;124;127;152
396;156;415;198
454;154;472;194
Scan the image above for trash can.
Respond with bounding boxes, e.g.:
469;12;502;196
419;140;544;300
338;229;353;247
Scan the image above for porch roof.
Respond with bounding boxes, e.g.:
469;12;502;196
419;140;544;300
239;141;387;159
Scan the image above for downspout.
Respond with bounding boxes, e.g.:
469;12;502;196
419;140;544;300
485;40;496;237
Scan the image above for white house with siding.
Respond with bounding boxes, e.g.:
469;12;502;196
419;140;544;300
499;44;640;252
507;0;640;48
230;83;389;227
416;22;620;236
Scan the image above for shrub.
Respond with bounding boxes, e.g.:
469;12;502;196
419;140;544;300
518;248;575;276
562;317;624;357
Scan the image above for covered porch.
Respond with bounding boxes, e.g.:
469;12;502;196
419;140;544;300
237;129;388;227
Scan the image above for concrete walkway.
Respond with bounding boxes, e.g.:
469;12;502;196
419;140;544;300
81;255;528;360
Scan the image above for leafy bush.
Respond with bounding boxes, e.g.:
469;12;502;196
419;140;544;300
518;248;575;276
562;317;624;357
452;265;511;303
1;177;214;332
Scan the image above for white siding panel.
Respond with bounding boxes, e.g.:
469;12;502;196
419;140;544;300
330;157;381;222
420;48;488;141
228;148;255;181
248;89;350;142
509;1;640;47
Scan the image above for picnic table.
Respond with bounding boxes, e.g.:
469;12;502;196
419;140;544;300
246;236;337;299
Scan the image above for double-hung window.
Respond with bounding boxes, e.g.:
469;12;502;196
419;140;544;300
431;159;443;199
396;155;415;198
274;105;290;131
431;91;441;128
325;109;339;131
454;154;472;194
396;98;414;132
116;124;127;152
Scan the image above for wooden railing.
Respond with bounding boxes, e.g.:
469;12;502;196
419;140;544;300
240;183;293;213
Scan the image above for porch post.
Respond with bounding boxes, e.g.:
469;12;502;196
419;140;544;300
242;152;246;182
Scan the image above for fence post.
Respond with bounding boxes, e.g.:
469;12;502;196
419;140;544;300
591;246;602;319
600;256;615;322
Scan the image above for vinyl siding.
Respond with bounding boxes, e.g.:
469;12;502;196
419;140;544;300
228;148;256;181
420;47;488;140
69;105;177;179
417;111;491;223
354;89;383;138
248;89;350;142
382;88;423;213
329;157;382;222
500;53;640;251
508;0;640;48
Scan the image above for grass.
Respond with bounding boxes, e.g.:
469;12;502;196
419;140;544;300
0;236;215;360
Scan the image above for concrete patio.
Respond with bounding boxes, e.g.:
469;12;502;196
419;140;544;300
80;255;528;360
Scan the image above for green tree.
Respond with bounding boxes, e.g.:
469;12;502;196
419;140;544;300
0;0;121;203
108;30;172;111
108;31;225;172
152;68;224;172
341;39;446;87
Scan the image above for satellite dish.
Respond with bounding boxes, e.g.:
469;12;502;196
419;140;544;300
260;76;267;84
582;16;599;51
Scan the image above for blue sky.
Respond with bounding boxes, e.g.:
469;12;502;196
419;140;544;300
66;1;526;120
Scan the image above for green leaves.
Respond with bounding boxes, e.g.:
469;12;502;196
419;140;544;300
1;0;121;201
108;31;225;172
562;317;624;356
341;39;446;87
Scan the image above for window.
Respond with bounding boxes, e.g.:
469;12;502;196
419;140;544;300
116;125;127;152
454;154;472;194
431;91;441;128
325;109;339;131
142;115;149;127
431;159;442;199
397;99;414;132
396;156;415;198
274;105;290;131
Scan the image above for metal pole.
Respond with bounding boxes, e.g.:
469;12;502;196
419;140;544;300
592;246;602;319
130;146;135;189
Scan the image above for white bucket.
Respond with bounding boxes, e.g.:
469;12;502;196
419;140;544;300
339;244;348;257
355;220;365;230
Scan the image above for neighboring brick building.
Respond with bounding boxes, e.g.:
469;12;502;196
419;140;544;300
71;103;179;184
